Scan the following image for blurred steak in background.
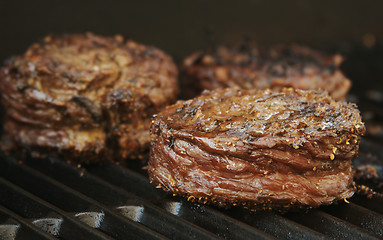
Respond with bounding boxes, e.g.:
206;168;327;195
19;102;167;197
0;33;178;162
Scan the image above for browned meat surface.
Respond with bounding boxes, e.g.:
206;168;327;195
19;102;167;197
182;44;351;101
354;164;383;197
148;88;365;211
0;33;178;162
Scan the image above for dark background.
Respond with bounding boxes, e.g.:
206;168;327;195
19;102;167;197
1;0;383;92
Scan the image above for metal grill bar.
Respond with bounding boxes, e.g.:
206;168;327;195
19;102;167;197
0;205;55;240
286;209;380;239
323;203;383;237
227;209;327;240
351;195;383;215
0;178;111;240
86;163;167;200
159;200;277;240
0;156;167;240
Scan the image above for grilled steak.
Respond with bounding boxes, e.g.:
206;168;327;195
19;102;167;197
148;88;365;210
0;33;178;162
182;44;351;100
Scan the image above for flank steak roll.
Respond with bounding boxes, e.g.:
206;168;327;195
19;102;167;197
149;87;365;211
182;44;351;101
0;33;178;162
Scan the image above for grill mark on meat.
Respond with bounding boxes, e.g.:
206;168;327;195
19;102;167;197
72;95;101;122
168;136;175;149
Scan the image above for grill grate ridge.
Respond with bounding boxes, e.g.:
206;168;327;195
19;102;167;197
0;158;168;240
285;209;380;239
0;177;113;240
0;205;55;240
322;202;383;237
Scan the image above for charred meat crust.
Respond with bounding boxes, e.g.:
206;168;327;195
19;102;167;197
182;44;351;100
148;88;365;211
0;33;179;161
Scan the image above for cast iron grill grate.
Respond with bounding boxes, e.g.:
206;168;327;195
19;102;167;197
1;90;383;240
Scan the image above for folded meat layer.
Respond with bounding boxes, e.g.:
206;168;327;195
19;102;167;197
0;33;178;161
149;88;365;210
182;44;351;100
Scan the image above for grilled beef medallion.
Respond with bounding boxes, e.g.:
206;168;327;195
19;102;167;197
0;33;178;162
148;88;365;211
182;44;351;100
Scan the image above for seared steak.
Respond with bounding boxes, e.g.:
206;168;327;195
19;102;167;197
149;88;365;210
0;33;178;162
182;44;351;100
